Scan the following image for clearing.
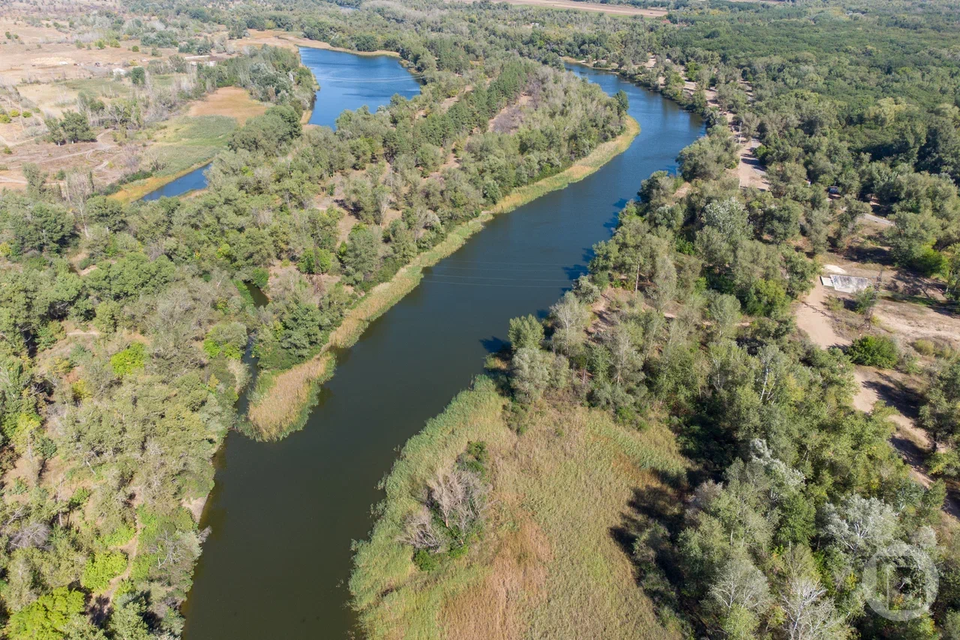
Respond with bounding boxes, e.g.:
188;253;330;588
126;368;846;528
186;86;268;125
794;256;960;518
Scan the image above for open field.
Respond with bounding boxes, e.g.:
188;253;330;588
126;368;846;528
0;35;178;84
187;86;267;124
350;378;689;639
243;116;641;439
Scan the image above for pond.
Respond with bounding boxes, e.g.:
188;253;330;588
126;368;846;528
181;56;703;639
141;163;210;201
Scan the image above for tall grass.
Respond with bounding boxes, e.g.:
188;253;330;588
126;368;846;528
242;354;334;440
350;378;690;640
111;115;238;203
244;116;641;439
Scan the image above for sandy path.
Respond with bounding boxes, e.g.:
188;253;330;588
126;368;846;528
737;138;768;190
795;280;959;517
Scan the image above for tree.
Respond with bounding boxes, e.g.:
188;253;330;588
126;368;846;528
853;286;879;319
781;575;845;640
130;66;146;86
511;347;566;403
341;226;381;286
614;89;629;116
59;111;95;143
107;595;152;640
920;359;960;450
709;554;771;639
6;587;86;640
709;293;742;339
508;315;543;352
549;292;589;355
823;495;898;558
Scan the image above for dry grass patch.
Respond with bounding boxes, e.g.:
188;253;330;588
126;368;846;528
246;354;332;440
186;87;267;124
351;378;689;639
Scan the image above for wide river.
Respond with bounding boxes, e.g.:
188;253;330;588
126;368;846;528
181;48;702;638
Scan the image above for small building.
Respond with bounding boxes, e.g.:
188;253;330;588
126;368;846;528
821;275;871;293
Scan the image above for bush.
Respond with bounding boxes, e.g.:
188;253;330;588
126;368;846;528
911;247;946;277
82;552;127;591
110;342;146;377
413;548;440;572
848;335;898;368
913;339;936;357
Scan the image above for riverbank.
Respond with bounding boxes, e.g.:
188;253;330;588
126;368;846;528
349;376;689;639
243;115;641;439
237;29;402;58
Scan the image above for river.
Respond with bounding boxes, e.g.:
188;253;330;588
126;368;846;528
181;52;703;639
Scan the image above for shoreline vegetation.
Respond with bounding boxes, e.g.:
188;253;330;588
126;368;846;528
111;160;211;204
349;376;690;638
243;115;641;439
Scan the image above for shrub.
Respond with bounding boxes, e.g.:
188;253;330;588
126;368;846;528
913;339;936;357
848;335;898;368
110;342;146;378
911;247;946;277
413;548;440;572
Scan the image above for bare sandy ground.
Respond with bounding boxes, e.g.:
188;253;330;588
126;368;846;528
737;138;768;189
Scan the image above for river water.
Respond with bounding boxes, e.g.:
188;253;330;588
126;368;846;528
181;52;703;639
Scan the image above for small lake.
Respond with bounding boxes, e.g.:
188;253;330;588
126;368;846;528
140;46;418;201
181;51;703;640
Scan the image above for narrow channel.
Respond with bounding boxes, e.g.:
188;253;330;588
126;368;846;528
181;53;703;639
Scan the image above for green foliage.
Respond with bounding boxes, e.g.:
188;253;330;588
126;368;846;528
81;552;127;592
412;548;440;572
229;105;302;155
5;588;86;640
297;247;333;275
110;342;146;378
507;314;543;352
848;335;899;368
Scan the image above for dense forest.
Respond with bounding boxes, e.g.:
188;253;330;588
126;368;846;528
4;0;960;637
